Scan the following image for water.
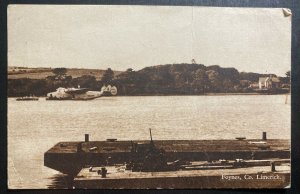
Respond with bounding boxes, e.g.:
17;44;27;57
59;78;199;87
7;95;291;189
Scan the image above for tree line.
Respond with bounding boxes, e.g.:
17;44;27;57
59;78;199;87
7;64;290;97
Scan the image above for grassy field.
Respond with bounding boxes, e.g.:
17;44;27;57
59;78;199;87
8;67;122;80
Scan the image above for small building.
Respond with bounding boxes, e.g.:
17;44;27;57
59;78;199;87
258;76;281;89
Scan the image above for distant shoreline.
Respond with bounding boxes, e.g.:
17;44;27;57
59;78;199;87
8;64;290;97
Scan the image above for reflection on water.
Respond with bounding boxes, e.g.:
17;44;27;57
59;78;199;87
8;95;291;188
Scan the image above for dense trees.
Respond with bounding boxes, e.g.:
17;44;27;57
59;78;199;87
71;75;99;89
280;71;291;85
192;69;209;93
285;71;291;78
47;67;72;81
101;68;114;84
113;63;289;95
8;79;50;96
8;63;290;97
52;68;67;76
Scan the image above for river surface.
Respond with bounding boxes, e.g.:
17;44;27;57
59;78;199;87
7;95;290;189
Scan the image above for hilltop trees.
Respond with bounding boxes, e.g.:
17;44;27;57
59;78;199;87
192;69;209;93
280;70;291;85
116;68;137;83
48;67;72;81
114;63;246;95
101;68;114;84
206;70;222;92
285;71;291;78
7;63;290;97
52;67;67;76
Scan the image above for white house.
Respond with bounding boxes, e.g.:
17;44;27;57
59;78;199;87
258;76;280;89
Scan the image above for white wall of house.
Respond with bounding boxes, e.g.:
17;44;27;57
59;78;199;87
258;77;272;89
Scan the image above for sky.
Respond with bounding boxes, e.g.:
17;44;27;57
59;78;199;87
8;5;291;76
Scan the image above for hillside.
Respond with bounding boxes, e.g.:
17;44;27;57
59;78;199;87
8;66;122;80
7;64;290;97
113;63;288;95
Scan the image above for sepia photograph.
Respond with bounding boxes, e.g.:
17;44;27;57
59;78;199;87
7;5;291;189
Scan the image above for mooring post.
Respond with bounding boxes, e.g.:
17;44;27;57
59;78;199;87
85;134;89;142
101;167;107;178
271;161;276;172
149;128;153;142
77;143;82;152
262;132;267;140
149;128;154;146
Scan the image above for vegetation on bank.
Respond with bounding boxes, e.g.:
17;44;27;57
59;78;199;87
7;63;290;97
8;66;121;80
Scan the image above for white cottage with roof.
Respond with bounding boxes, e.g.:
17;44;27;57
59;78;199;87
258;76;280;89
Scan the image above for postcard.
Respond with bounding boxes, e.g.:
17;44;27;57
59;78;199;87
7;5;291;189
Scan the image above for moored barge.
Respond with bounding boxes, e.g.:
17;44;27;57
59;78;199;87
44;133;290;176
